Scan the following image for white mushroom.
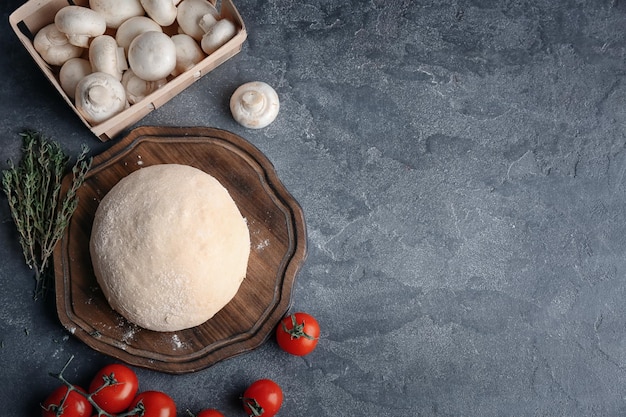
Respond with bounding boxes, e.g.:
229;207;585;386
33;23;83;66
140;0;178;27
200;18;236;55
88;0;145;29
171;33;205;76
59;58;92;99
116;16;163;55
121;69;167;104
54;6;107;48
230;82;280;129
128;31;177;81
176;0;220;41
89;35;128;81
75;72;127;124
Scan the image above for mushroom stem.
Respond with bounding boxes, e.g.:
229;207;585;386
75;72;127;124
198;14;217;33
230;81;280;129
241;91;265;113
87;85;112;106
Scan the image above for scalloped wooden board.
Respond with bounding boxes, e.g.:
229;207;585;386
53;126;307;373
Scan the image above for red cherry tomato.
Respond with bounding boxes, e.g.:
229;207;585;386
275;312;320;356
242;379;283;417
89;363;139;414
196;409;225;417
41;385;92;417
127;391;176;417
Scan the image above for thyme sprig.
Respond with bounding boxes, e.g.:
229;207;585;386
2;130;92;300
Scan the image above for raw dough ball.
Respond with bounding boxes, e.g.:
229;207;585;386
90;164;250;332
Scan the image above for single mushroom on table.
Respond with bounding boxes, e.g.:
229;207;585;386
128;31;177;82
88;0;145;29
89;35;128;81
54;5;107;48
33;23;84;66
230;81;280;129
75;72;127;124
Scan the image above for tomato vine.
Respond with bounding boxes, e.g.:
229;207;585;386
46;356;144;417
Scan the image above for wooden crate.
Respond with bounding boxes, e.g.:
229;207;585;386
9;0;247;141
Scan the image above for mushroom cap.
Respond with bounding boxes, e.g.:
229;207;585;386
200;18;236;55
116;16;163;54
54;6;107;48
128;31;177;82
89;35;127;81
140;0;178;27
59;58;92;99
171;33;205;76
75;72;127;124
177;0;220;41
122;69;167;104
33;23;83;66
89;0;145;29
230;81;280;129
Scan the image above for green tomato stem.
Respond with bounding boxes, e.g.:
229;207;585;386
49;356;144;417
282;314;317;340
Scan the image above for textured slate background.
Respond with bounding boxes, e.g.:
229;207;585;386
2;0;626;416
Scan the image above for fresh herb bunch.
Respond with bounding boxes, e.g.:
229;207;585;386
2;130;92;300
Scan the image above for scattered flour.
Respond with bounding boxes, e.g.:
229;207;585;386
256;238;270;250
118;316;140;344
171;334;186;350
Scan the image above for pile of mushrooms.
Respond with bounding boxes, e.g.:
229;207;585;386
33;0;237;125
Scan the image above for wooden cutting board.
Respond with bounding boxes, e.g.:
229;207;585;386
53;126;307;373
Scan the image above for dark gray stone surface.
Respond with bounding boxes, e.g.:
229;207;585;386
2;0;626;415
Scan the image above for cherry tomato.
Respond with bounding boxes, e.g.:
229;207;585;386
89;363;139;414
41;385;92;417
127;391;176;417
275;312;320;356
242;379;283;417
195;409;225;417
